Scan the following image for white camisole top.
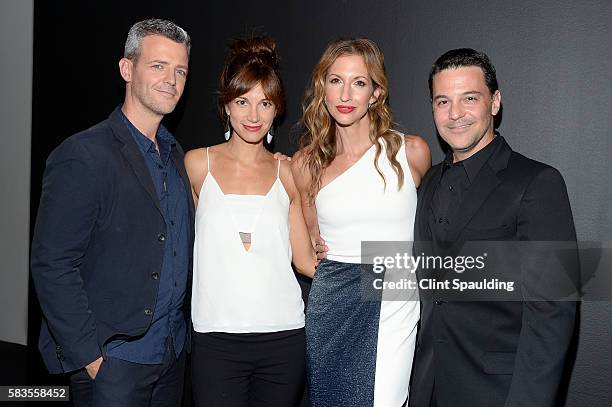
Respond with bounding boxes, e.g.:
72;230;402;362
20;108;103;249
191;149;305;333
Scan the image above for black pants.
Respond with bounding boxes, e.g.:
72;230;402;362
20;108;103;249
69;339;185;407
191;328;306;407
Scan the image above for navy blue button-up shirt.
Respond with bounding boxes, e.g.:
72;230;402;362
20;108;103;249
106;112;190;363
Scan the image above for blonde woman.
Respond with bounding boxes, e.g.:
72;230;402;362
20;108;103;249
292;38;431;406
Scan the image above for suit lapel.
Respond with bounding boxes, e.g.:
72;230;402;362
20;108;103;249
414;165;442;304
415;164;442;242
108;109;164;217
171;146;195;221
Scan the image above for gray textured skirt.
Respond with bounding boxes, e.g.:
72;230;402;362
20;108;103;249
305;259;383;407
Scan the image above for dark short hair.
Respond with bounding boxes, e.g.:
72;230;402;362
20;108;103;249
428;48;498;98
218;36;285;121
124;18;191;61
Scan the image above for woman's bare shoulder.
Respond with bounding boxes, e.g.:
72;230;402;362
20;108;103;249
404;134;430;154
403;134;432;185
184;147;207;168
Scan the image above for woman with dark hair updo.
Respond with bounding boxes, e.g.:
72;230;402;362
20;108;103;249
291;38;431;406
185;37;316;407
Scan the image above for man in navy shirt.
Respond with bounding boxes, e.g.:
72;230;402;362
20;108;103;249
31;18;194;406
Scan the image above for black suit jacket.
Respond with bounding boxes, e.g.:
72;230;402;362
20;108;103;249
409;137;577;407
31;107;195;373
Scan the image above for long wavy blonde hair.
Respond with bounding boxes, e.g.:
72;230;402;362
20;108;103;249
299;38;404;202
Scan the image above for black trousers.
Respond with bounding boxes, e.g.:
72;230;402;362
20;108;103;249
191;328;306;407
69;338;185;407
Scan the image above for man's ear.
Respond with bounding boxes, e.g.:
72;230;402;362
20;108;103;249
491;90;501;116
119;58;133;82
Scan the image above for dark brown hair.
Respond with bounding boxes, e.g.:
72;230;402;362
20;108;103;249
218;36;285;125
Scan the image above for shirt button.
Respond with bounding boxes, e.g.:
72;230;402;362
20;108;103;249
449;185;454;191
144;308;153;316
438;218;443;223
151;272;159;280
158;233;165;242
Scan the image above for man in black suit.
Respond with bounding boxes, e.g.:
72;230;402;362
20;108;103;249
409;49;577;407
31;19;194;406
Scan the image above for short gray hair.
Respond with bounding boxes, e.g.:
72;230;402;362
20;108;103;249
124;18;191;60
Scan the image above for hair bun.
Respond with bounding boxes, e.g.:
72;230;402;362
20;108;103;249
227;36;279;70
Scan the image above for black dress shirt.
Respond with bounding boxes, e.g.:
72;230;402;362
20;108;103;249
429;136;502;241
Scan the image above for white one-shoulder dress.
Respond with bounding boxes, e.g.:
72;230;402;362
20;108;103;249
306;137;419;407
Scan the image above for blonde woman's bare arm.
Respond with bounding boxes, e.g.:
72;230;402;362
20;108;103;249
281;160;316;278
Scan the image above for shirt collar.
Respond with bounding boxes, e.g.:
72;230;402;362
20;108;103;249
120;109;177;164
443;134;501;183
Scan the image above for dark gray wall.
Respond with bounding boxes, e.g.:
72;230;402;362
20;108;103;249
30;0;611;405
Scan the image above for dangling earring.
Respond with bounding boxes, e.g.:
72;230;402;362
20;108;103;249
368;102;373;110
266;127;274;144
224;117;231;140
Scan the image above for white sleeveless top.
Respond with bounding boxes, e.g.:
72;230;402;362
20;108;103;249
192;149;305;333
316;137;417;263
